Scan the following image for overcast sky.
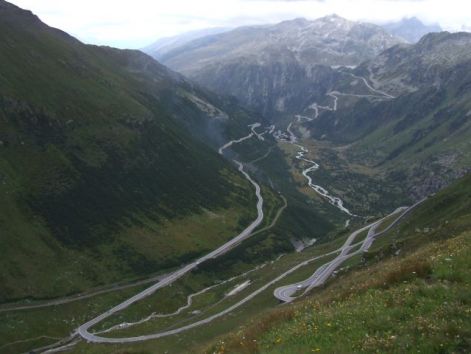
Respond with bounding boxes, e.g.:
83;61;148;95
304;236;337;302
8;0;471;48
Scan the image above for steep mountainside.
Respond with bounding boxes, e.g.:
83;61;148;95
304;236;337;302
145;15;403;116
358;31;471;95
382;17;442;43
0;0;263;301
303;32;471;198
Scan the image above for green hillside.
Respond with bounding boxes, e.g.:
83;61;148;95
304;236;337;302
207;174;471;353
0;1;265;301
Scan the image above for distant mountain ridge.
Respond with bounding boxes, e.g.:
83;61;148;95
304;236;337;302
382;17;442;43
145;15;404;116
358;31;471;95
142;15;471;200
144;27;232;60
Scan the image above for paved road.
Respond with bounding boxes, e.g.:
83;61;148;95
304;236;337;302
74;247;341;344
41;118;420;348
2;125;276;316
281;91;364;216
304;72;394;122
341;71;396;99
272;74;399;302
60;199;424;346
249;122;266;141
75;127;267;343
279;76;396;218
95;260;270;336
273;220;378;302
274;200;426;302
0;272;173;314
218;131;254;155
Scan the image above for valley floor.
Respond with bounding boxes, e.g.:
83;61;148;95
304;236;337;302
2;120;469;354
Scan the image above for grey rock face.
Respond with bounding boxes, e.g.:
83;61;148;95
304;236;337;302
147;15;404;116
359;32;471;95
382;17;442;43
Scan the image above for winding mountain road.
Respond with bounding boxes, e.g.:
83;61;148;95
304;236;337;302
74;127;267;343
96;261;269;336
32;77;401;350
280;75;396;216
0;272;173;314
78;200;425;344
274;200;426;303
37;191;425;350
341;71;396;99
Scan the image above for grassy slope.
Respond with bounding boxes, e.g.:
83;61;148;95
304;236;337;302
0;186;285;354
0;1;263;301
20;177;464;354
207;174;471;353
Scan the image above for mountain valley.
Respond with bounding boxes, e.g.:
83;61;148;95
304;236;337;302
0;1;470;353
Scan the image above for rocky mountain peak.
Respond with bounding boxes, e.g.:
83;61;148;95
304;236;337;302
317;14;351;24
279;17;310;26
360;31;471;96
0;0;41;24
417;30;469;46
382;16;442;43
414;31;471;66
275;14;353;30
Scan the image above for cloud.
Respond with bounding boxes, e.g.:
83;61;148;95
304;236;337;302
241;0;325;2
7;0;470;48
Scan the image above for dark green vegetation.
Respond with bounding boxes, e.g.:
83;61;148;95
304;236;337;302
0;284;150;354
207;174;471;353
0;186;326;354
0;0;267;301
